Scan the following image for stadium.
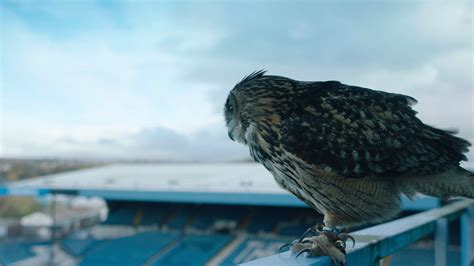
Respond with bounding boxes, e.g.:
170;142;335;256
1;163;472;265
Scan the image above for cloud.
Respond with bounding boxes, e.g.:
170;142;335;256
127;126;249;161
2;2;228;139
3;125;249;162
133;127;189;150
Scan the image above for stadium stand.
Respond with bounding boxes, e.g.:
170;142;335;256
4;164;451;265
152;233;234;265
246;207;300;234
79;232;178;266
220;236;291;265
57;204;320;265
276;211;322;236
277;222;313;236
103;207;136;225
0;241;48;265
190;205;248;232
139;204;171;226
165;206;195;230
61;237;105;257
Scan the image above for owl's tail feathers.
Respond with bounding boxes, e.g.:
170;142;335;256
459;168;474;199
401;167;474;199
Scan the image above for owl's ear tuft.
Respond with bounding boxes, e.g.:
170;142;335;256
239;70;267;85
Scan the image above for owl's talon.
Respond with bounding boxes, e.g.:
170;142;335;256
297;227;315;242
297;223;324;242
278;226;352;263
295;248;311;258
277;242;292;253
339;233;355;250
290;228;352;265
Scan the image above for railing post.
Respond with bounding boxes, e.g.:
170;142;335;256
435;217;448;266
461;206;474;266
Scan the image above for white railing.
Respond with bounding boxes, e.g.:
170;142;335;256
242;199;474;266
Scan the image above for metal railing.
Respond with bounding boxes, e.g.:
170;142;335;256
242;199;474;266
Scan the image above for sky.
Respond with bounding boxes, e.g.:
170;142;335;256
1;0;473;164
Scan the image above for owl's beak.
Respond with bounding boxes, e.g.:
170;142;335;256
228;131;235;141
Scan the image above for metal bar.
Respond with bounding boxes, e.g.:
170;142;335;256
242;200;474;266
434;217;448;266
461;206;474;266
346;199;473;265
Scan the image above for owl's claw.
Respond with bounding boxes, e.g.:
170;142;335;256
297;227;316;242
295;248;312;258
278;242;293;253
276;226;352;266
276;224;353;265
297;223;325;242
338;233;355;250
278;223;324;253
292;233;348;264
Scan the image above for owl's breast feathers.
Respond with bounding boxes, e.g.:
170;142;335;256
257;81;470;179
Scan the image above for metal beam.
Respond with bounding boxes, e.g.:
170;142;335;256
242;200;474;266
435;217;448;266
461;206;474;266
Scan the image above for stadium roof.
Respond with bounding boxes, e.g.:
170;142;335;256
3;163;440;209
11;163;278;193
5;163;307;206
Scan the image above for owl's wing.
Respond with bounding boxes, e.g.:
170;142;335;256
279;83;470;178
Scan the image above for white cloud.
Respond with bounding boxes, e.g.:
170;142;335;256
414;2;472;47
2;4;230;144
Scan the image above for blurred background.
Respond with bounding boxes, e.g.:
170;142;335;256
0;1;472;265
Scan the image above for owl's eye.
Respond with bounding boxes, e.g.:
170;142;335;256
225;96;234;114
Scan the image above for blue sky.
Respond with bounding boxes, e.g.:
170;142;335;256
1;0;472;164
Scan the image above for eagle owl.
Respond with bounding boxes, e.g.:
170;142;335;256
224;70;473;262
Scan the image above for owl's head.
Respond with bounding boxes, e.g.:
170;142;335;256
224;70;296;144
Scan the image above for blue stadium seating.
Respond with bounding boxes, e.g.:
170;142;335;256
278;222;313;237
139;205;170;226
0;241;48;265
246;207;313;234
79;232;178;266
166;208;192;230
190;205;247;230
152;234;234;265
220;236;290;265
103;207;137;225
61;237;104;257
246;208;288;233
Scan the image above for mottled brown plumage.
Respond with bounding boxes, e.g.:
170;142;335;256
224;71;473;261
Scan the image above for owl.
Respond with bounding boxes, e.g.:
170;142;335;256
224;70;473;264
